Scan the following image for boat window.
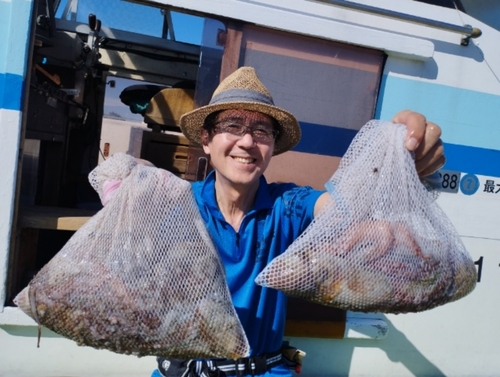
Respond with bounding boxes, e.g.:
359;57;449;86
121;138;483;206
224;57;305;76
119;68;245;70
54;0;204;45
413;0;465;11
224;23;385;190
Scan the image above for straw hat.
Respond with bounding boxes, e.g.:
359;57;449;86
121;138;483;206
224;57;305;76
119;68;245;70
179;67;301;155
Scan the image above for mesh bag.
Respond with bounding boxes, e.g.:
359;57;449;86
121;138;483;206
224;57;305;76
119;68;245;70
14;153;250;359
255;120;477;313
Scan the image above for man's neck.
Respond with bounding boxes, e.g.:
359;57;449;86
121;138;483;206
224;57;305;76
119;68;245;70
214;176;259;232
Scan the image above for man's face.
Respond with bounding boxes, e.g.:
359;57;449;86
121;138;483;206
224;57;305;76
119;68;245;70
202;109;276;189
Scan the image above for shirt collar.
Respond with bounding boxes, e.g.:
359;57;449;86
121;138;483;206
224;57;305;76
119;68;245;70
201;171;274;218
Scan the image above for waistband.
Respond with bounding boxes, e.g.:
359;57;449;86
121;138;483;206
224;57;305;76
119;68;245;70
157;350;283;377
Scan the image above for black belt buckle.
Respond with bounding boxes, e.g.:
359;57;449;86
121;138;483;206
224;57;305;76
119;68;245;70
157;358;192;377
252;355;268;375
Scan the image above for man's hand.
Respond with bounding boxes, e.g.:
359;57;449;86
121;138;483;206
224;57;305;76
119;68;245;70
393;109;445;178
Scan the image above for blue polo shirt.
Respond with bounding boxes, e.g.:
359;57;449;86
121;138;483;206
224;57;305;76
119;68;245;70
191;171;323;360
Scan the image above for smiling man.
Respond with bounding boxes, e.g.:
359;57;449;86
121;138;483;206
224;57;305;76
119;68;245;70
152;66;445;377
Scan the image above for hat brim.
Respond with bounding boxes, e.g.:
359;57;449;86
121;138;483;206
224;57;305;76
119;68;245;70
179;101;301;155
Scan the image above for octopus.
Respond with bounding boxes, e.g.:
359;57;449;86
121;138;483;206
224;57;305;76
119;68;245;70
256;218;477;314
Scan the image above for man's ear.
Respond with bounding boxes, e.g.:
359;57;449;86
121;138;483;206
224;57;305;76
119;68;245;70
200;129;211;154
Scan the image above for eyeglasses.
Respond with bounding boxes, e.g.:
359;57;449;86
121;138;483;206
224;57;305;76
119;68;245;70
213;121;279;143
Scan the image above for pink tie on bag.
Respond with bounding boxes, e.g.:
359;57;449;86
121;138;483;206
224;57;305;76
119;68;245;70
102;179;123;206
96;153;154;206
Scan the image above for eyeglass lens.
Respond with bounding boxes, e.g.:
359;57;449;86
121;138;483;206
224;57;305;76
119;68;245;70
214;122;278;142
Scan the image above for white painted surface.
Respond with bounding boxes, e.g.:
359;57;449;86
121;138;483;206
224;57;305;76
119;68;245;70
383;13;500;96
145;0;436;60
0;0;33;315
0;110;22;312
436;179;500;240
0;320;157;377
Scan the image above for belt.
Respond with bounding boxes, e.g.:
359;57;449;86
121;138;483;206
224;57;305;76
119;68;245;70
158;350;283;377
214;351;282;376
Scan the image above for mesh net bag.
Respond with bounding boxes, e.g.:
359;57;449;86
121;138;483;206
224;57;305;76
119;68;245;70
255;120;477;313
14;153;250;359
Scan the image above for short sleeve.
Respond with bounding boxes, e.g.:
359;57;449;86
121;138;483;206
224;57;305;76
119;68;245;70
271;183;324;240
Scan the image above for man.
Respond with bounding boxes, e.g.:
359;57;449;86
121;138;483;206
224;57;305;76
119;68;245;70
149;66;444;377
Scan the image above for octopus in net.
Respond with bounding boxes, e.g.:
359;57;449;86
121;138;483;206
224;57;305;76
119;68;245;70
260;217;474;313
314;219;473;312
